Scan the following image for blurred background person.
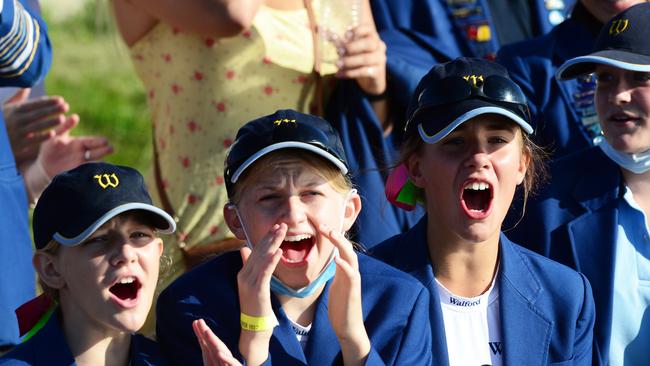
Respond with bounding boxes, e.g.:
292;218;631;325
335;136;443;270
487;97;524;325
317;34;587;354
110;0;387;301
498;0;647;159
506;4;650;363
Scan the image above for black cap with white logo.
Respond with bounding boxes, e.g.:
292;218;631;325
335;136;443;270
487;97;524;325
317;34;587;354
33;162;175;250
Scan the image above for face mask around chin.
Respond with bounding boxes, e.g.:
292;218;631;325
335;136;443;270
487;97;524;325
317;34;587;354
598;139;650;174
229;189;356;298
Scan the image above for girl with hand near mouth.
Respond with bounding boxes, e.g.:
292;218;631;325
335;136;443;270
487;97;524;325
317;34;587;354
372;57;596;366
0;162;176;365
156;109;431;366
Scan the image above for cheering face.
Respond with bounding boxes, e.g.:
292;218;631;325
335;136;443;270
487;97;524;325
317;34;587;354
228;157;358;290
595;65;650;154
55;214;163;334
408;115;528;244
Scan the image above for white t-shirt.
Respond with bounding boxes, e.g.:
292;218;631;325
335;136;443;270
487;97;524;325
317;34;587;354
436;275;502;366
288;318;311;351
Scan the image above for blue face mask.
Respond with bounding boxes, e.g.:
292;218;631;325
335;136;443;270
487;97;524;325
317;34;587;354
231;189;355;298
599;139;650;174
270;248;338;298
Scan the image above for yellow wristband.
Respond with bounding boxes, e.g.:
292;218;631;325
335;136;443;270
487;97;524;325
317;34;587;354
240;312;279;332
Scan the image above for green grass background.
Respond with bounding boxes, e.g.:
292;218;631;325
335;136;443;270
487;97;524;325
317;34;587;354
42;1;152;174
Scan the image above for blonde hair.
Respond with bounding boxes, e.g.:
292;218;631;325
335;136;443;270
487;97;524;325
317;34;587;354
230;149;353;204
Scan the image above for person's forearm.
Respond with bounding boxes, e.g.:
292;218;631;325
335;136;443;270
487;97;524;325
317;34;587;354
338;332;371;366
121;0;265;38
21;159;51;204
239;330;271;366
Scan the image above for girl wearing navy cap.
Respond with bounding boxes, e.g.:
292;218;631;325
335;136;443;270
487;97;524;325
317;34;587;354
372;57;596;366
155;109;431;366
0;162;176;365
507;3;650;365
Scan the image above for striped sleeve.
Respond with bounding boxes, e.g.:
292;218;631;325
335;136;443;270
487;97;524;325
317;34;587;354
0;0;50;84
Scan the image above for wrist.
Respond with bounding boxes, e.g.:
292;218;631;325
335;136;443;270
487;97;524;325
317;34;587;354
338;331;371;366
239;331;271;366
240;312;278;332
23;158;52;204
364;87;388;102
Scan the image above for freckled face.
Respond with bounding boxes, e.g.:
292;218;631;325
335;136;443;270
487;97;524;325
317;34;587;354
595;65;650;154
408;115;528;244
232;159;352;289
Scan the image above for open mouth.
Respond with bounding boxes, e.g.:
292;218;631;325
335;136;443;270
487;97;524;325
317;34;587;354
280;234;315;267
460;181;493;219
610;113;640;126
109;276;141;303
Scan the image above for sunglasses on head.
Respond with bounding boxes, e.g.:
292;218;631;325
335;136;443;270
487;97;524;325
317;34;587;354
406;75;531;131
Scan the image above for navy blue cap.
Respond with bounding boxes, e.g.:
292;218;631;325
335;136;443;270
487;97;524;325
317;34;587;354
33;162;176;250
224;109;348;197
406;57;533;144
557;3;650;79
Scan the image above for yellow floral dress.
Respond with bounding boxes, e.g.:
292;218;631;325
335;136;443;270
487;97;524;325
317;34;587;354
129;2;337;289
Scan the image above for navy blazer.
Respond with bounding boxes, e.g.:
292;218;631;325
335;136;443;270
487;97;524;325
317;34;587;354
506;146;623;365
0;0;52;347
372;217;595;365
497;3;601;158
373;0;571;62
156;251;432;365
0;311;167;365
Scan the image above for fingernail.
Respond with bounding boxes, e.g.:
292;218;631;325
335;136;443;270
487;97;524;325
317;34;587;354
337;47;345;56
336;60;343;68
345;30;353;40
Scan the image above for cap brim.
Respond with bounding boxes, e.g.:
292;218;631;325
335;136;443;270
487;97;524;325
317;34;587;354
416;101;533;144
53;203;176;246
556;50;650;80
230;141;349;183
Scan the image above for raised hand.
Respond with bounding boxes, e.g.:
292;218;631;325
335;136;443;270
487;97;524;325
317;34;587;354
319;224;370;366
236;223;286;366
3;89;68;166
335;24;387;97
193;319;243;366
37;116;113;178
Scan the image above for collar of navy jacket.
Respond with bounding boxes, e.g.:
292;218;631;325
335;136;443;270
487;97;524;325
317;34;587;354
0;309;167;365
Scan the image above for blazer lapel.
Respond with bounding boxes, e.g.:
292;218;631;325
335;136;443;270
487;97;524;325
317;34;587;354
564;150;620;362
270;297;308;365
499;235;553;366
389;217;450;366
567;208;617;362
403;218;450;366
305;282;342;365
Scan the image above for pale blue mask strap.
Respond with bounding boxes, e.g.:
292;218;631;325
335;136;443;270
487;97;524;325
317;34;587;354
269;249;338;298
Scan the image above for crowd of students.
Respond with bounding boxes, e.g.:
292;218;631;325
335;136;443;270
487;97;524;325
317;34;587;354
0;0;649;365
